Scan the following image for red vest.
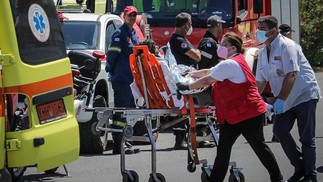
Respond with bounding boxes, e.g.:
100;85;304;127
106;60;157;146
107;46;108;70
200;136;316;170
212;54;266;125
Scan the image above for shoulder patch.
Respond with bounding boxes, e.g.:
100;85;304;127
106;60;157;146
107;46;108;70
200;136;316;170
181;42;188;49
114;37;120;42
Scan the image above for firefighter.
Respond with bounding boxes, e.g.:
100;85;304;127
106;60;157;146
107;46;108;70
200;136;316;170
169;12;201;150
194;15;225;107
105;6;140;155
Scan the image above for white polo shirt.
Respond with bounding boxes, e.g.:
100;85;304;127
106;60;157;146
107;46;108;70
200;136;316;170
209;54;246;83
256;34;321;111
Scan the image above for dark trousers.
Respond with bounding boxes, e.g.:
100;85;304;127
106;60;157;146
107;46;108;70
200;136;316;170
111;81;135;129
273;99;318;175
210;114;283;182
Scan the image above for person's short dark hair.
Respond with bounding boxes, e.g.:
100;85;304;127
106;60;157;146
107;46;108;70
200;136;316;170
207;15;226;28
175;12;191;27
257;15;278;29
139;39;157;56
279;24;295;33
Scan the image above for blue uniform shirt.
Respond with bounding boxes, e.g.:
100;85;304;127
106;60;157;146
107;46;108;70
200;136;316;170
106;23;139;84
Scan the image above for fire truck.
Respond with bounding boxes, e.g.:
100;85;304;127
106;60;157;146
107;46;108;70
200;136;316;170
57;0;300;69
80;0;300;46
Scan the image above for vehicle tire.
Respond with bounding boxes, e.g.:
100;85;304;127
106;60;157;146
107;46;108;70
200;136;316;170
44;167;59;174
228;171;245;182
122;170;139;182
79;95;108;154
148;173;165;182
8;167;26;181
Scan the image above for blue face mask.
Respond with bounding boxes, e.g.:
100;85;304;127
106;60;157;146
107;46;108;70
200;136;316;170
256;29;268;43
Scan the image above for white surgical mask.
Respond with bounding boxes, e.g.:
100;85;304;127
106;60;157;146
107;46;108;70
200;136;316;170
186;26;193;35
256;29;268;43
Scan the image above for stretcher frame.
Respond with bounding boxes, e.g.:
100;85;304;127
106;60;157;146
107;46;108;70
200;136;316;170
92;46;242;182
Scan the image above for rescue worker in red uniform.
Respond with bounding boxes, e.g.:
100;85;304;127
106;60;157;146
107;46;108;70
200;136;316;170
176;32;284;182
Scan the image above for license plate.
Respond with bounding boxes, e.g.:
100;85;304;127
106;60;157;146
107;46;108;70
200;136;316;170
37;99;67;124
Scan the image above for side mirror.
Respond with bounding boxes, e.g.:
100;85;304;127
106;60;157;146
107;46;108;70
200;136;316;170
254;0;263;14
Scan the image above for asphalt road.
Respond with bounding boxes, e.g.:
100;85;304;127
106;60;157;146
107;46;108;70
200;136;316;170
20;72;323;182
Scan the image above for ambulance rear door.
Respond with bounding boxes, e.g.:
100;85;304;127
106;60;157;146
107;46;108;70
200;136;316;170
0;0;79;172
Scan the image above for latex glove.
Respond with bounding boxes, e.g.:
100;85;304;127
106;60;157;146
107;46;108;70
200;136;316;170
176;82;189;91
273;99;284;115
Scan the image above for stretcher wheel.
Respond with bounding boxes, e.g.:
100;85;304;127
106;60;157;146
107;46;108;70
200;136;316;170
122;170;139;182
187;161;196;173
228;171;245;182
201;171;209;182
148;173;165;182
91;121;100;135
123;125;134;138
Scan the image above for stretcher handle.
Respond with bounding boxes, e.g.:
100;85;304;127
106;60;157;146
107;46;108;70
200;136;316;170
136;50;150;109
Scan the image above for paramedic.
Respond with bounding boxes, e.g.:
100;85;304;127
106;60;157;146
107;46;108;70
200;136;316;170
105;6;140;155
177;32;284;182
256;15;321;182
169;12;201;150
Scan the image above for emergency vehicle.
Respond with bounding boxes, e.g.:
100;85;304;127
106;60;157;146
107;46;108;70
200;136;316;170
104;0;300;65
59;0;300;44
68;0;298;68
0;0;79;181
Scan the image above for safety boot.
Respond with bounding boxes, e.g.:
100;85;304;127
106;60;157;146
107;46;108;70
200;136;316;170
112;133;140;154
174;132;187;150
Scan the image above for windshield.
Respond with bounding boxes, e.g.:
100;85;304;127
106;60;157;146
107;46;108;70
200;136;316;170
62;21;100;50
113;0;233;28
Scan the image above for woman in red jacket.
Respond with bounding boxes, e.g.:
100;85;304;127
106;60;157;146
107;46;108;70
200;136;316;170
177;32;284;182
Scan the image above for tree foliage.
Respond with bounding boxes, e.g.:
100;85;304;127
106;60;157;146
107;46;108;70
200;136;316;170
300;0;323;66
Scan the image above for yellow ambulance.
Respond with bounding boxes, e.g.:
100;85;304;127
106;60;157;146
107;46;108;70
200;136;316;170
0;0;79;181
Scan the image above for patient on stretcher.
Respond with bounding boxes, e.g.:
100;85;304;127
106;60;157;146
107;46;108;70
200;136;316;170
131;40;208;109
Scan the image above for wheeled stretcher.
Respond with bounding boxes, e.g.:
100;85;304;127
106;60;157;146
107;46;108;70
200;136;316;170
92;46;243;182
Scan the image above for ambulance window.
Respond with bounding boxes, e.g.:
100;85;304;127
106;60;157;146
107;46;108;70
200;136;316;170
10;0;67;65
